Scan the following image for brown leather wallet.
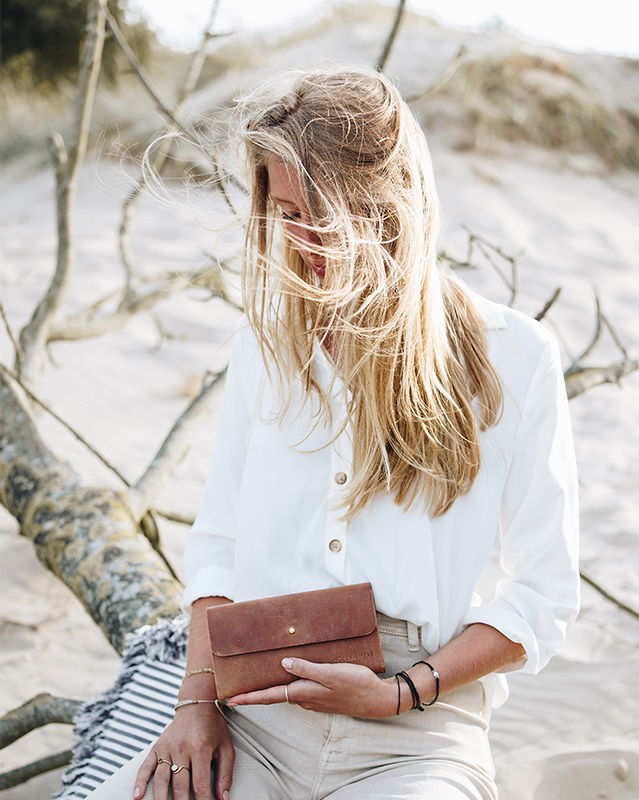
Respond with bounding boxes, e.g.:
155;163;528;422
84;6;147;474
206;582;385;699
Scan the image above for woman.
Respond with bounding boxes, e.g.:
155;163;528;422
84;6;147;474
88;65;580;800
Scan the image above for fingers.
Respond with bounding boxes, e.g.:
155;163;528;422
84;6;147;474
226;677;335;709
189;742;214;800
152;749;191;800
282;657;350;685
134;748;162;799
226;685;290;705
213;741;235;800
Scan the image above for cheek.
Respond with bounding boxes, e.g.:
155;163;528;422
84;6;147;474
285;225;313;254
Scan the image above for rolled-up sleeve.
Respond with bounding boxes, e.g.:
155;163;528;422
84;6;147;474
462;331;580;674
181;315;252;609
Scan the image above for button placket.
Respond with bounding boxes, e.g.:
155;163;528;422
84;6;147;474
313;337;353;582
324;415;352;581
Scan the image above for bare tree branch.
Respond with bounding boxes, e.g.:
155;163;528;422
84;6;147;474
376;0;406;72
0;361;206;580
568;288;604;370
0;750;72;790
104;1;240;217
102;3;181;130
535;287;562;321
17;0;106;383
0;362;130;485
0;371;182;653
440;227;523;306
564;358;639;399
405;45;468;103
155;508;195;526
0;300;24;381
580;571;639;620
0;694;82;749
119;0;226;294
127;367;227;520
49;263;234;342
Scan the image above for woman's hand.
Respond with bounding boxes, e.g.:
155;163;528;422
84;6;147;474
225;657;399;719
134;703;234;800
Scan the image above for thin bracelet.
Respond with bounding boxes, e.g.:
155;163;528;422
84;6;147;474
174;699;218;711
183;667;215;680
412;660;440;706
395;674;402;715
396;671;424;711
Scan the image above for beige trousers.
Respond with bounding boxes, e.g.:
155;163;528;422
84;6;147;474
86;612;498;799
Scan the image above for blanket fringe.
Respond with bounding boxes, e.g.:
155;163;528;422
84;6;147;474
53;614;188;798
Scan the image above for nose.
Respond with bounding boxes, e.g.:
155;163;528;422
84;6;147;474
288;220;323;262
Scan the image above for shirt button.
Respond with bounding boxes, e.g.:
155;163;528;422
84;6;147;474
328;539;343;553
334;471;348;485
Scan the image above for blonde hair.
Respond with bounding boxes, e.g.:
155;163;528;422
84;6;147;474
233;64;503;523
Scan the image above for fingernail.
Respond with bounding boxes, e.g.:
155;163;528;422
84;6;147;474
282;657;293;669
223;791;230;800
134;788;141;799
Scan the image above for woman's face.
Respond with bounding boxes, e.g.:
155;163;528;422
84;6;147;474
266;156;325;280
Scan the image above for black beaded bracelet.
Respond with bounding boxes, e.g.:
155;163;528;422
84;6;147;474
412;660;440;706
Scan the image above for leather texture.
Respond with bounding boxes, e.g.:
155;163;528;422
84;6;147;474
207;582;385;699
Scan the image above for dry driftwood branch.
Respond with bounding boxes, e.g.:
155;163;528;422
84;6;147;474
440;227;522;305
127;367;228;521
461;225;522;306
102;3;181;131
563;288;638;398
17;0;106;383
376;0;406;72
0;750;73;790
105;0;239;217
155;508;196;526
0;300;24;381
0;362;176;577
405;45;469;103
119;0;225;294
0;359;225;580
0;371;182;653
49;261;234;343
0;693;82;749
0;362;129;486
580;571;639;620
564;358;639;400
535;287;562;321
569;289;604;368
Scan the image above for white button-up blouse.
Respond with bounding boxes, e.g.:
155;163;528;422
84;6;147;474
182;289;581;709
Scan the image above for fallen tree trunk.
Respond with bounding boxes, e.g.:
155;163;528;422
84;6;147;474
0;372;182;653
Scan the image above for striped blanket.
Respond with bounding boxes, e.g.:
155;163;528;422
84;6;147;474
55;616;188;799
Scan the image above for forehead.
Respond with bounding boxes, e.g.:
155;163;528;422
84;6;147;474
266;156;308;208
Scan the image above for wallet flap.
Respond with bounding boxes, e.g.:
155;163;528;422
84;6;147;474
207;582;378;657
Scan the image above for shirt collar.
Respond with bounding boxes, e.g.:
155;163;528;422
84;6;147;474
465;289;508;330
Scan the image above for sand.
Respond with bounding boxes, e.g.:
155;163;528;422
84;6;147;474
1;6;638;799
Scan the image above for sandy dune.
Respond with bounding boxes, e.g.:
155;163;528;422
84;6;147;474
1;5;638;798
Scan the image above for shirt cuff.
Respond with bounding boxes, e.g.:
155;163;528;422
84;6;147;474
181;565;235;611
462;604;538;674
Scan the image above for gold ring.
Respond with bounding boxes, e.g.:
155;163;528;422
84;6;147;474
170;763;190;775
284;684;295;705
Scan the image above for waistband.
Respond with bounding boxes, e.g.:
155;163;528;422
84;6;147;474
375;610;425;652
